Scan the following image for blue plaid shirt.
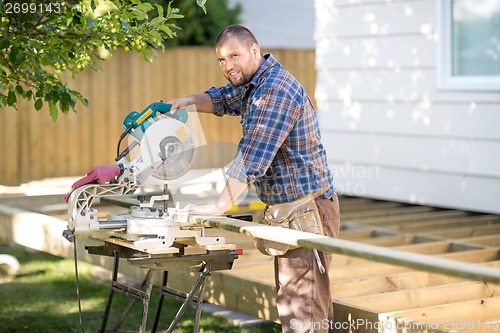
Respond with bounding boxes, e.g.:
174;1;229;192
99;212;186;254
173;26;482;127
206;54;334;204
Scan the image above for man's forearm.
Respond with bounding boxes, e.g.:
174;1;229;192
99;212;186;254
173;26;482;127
215;176;248;212
187;93;214;114
167;93;214;113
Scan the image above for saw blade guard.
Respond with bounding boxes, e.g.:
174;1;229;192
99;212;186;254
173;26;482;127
130;117;198;185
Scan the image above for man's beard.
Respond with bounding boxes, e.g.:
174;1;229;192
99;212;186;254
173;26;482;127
226;71;253;87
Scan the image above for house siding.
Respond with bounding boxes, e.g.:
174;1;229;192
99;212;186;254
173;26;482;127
315;0;500;213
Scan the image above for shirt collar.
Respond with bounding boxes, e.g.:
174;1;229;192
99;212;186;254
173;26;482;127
248;53;276;88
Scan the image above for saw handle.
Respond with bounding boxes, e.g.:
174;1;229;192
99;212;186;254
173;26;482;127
117;101;188;158
122;102;188;135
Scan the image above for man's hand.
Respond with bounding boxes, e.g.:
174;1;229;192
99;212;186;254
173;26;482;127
166;97;191;112
64;164;121;202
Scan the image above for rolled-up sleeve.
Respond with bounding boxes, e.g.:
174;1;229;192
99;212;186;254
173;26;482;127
205;85;245;117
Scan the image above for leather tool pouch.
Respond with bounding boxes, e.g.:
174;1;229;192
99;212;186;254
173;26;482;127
254;194;324;256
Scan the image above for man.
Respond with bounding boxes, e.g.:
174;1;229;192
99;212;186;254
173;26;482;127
168;25;340;333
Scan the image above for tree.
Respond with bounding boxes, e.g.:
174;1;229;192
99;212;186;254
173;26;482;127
0;0;206;121
149;0;241;47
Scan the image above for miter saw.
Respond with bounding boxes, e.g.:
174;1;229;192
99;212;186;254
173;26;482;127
64;101;231;253
63;102;241;333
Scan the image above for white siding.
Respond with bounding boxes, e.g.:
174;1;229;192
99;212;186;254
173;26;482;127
315;0;500;213
231;0;315;48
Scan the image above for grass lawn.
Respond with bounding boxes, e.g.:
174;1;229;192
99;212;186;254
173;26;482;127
0;243;281;333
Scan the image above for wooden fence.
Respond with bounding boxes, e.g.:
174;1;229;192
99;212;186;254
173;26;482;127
0;47;315;185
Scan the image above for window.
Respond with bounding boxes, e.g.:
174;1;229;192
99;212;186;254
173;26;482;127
437;0;500;91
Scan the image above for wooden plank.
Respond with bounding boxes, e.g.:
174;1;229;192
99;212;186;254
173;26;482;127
424;225;500;238
437;249;499;263
334;301;453;333
331;271;431;299
18;99;32;182
341;206;435;220
341;281;500;313
333;301;382;333
458;235;500;248
383;297;500;333
189;215;500;283
332;270;469;299
393;241;455;255
338;229;375;240
388;215;500;233
1;106;20;185
334;198;404;213
333;261;413;280
350;210;471;226
103;237;179;254
356;234;430;247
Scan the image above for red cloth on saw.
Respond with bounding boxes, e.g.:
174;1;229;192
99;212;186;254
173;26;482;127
64;164;120;202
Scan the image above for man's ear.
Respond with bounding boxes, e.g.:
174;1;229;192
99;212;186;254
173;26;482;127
251;43;260;59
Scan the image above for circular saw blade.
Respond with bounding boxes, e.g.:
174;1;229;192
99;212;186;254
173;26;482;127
140;118;197;180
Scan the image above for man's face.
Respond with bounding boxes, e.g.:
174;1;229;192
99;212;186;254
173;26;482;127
216;37;260;87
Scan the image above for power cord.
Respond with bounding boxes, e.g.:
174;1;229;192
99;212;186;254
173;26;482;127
73;235;86;333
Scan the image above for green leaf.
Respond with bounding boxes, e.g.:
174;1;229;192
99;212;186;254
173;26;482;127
196;0;207;14
0;39;9;50
90;0;97;11
159;25;173;38
8;46;18;66
48;101;58;122
34;99;43;111
156;4;164;18
135;2;152;12
7;91;17;106
142;49;153;63
130;8;148;20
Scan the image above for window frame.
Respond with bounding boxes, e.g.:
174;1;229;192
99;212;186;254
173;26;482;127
436;0;500;91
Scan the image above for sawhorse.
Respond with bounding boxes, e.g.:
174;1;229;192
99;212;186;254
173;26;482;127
86;242;238;333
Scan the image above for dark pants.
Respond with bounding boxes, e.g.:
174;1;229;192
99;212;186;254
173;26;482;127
275;194;341;333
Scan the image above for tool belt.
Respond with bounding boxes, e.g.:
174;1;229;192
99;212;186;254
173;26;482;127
253;194;324;256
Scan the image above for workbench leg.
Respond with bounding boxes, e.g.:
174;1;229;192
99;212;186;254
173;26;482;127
99;250;120;333
151;271;169;333
98;251;155;333
193;272;207;333
166;265;211;333
139;271;154;333
112;270;154;332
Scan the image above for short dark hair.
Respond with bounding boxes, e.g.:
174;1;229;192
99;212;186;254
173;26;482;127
215;25;259;49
